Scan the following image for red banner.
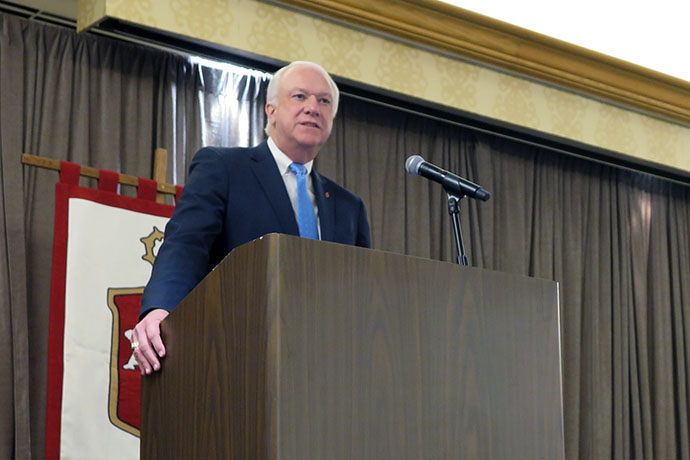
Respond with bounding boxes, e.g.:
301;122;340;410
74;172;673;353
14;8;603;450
46;168;175;459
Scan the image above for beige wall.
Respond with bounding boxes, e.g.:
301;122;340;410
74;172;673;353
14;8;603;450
79;0;690;174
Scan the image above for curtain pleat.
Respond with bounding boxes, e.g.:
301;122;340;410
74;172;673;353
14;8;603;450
0;12;32;460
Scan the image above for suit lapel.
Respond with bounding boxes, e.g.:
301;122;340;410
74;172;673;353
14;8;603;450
249;142;300;236
313;170;334;242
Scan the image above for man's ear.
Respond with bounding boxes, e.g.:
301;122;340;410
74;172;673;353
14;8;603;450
265;102;276;123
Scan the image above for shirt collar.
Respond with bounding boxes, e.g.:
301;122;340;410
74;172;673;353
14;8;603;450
267;137;314;175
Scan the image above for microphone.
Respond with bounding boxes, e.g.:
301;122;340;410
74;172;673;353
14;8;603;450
405;155;490;201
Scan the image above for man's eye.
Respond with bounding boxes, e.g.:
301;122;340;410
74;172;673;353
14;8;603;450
293;94;305;100
320;98;331;105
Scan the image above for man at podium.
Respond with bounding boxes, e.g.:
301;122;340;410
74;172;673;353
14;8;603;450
130;61;371;376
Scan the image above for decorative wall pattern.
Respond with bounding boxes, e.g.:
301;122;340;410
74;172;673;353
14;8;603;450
594;105;636;157
376;42;429;96
248;4;305;60
543;87;587;141
433;54;480;112
313;18;366;79
493;74;539;128
169;0;233;42
78;0;104;30
640;116;682;168
77;0;690;174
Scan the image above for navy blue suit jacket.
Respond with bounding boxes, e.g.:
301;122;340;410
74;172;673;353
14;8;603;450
140;141;371;317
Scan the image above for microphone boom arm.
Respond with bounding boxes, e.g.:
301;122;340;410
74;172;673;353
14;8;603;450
405;154;488;265
446;188;468;266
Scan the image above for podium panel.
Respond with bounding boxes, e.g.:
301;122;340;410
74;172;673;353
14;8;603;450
142;234;564;459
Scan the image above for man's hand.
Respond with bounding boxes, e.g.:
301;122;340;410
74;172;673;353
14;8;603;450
131;308;169;375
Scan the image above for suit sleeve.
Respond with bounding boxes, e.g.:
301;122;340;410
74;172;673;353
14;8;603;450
356;198;372;248
140;147;228;318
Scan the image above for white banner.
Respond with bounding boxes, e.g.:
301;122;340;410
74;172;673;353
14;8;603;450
47;182;173;460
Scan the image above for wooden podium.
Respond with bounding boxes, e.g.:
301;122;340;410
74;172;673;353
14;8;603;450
141;234;564;459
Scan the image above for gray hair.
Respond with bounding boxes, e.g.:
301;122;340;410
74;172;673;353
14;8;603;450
264;61;340;135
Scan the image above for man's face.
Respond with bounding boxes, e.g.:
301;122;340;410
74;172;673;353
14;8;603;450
265;65;335;162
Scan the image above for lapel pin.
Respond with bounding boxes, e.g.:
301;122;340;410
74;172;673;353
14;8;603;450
325;192;330;198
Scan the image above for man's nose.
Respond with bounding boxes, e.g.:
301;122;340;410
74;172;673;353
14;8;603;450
304;95;320;115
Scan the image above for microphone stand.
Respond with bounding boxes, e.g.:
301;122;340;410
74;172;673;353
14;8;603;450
446;189;468;266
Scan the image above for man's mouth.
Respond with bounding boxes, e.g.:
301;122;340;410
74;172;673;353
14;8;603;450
300;121;320;128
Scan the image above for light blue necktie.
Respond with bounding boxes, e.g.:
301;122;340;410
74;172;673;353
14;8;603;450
289;162;319;240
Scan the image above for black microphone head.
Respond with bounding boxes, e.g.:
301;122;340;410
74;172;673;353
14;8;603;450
476;188;491;201
405;155;425;175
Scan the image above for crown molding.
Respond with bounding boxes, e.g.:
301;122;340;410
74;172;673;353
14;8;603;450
273;0;690;125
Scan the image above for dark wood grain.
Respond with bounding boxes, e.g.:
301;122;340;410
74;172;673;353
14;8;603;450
141;235;273;459
141;234;564;459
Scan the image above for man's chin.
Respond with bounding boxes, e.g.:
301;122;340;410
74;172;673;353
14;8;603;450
294;134;327;148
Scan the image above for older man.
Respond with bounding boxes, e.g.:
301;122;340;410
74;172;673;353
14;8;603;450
131;61;371;375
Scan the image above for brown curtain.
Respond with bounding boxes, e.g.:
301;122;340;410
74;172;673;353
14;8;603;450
0;13;268;459
318;99;690;459
2;10;690;460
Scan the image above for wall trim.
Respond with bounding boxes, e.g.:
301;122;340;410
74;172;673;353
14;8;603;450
274;0;690;126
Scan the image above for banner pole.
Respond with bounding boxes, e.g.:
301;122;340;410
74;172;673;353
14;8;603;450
21;153;177;196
